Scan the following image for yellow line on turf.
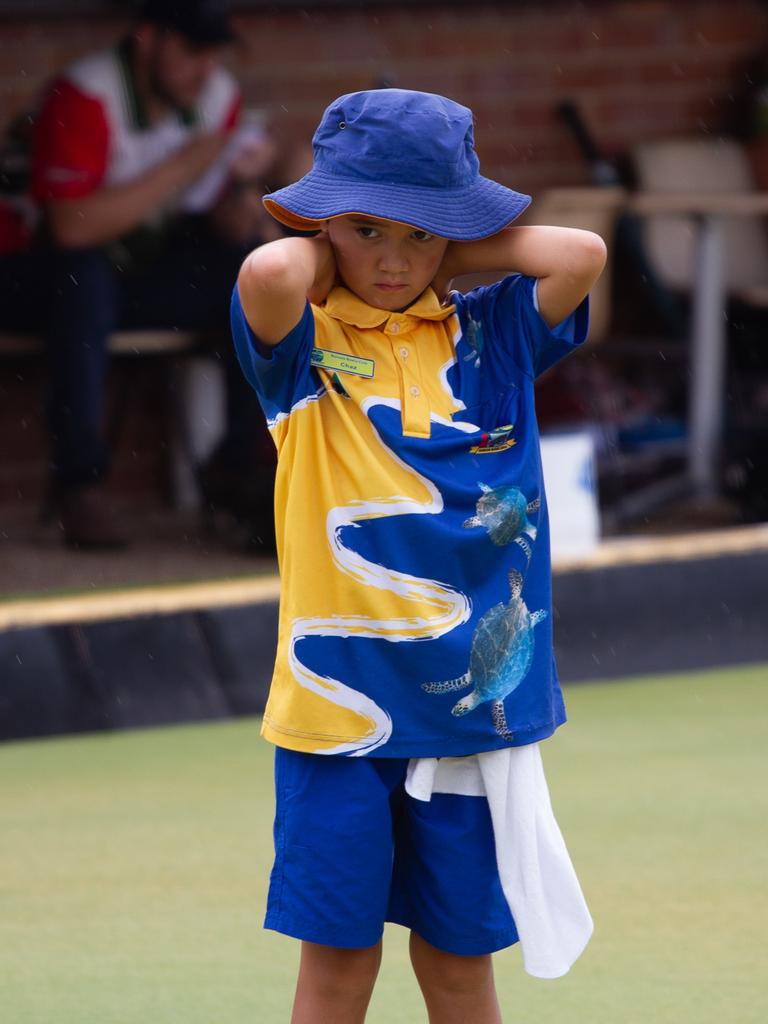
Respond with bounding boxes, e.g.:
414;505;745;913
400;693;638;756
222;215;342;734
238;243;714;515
553;523;768;572
2;524;767;630
0;575;281;630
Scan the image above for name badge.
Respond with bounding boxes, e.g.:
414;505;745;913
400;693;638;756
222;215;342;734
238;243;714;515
311;347;375;378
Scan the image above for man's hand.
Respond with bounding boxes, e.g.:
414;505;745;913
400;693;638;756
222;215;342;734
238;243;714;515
228;134;279;185
176;131;230;179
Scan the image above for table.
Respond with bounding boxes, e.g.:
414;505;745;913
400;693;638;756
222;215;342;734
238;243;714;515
628;191;768;499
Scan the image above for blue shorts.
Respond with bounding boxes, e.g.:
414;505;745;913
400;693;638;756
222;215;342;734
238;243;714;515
265;747;519;956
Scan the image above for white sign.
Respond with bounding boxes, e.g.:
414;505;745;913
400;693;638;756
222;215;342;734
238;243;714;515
540;431;600;557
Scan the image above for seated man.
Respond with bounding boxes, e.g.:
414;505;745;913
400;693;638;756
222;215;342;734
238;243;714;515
30;0;277;548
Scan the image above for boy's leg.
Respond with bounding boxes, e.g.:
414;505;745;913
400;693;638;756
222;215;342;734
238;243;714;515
266;749;407;1021
409;931;502;1024
291;939;382;1024
387;787;517;1023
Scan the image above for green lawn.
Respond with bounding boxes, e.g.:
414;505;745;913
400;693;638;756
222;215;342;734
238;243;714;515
1;664;766;1023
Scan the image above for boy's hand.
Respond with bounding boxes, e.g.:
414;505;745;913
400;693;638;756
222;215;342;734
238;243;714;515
431;229;517;301
307;234;338;306
431;240;467;301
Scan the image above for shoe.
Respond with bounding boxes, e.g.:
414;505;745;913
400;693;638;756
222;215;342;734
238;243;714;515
57;484;130;550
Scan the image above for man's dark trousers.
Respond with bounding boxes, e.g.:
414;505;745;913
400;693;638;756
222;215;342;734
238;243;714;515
44;221;262;489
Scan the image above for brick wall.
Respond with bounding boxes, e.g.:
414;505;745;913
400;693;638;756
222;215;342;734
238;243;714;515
1;0;766;504
2;1;765;188
227;0;767;189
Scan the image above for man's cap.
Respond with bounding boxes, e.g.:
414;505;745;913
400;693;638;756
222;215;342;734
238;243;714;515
139;0;235;46
263;89;531;242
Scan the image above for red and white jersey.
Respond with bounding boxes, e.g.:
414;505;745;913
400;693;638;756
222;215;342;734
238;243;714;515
31;41;241;214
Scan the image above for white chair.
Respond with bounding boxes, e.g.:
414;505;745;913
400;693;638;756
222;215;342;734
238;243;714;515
629;136;768;505
524;185;625;344
632;137;768;306
454;186;624;345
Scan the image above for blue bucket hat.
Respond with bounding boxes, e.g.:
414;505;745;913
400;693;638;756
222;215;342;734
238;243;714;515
263;89;531;242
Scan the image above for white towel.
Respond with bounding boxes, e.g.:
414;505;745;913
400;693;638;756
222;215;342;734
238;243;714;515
405;744;593;979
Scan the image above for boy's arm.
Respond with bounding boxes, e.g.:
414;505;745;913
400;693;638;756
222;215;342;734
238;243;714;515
236;235;336;347
434;225;607;328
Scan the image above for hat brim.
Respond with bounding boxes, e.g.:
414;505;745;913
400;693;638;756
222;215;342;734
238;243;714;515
263;169;531;242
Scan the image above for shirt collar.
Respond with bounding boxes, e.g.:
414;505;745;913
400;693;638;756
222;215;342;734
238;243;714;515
322;286;456;328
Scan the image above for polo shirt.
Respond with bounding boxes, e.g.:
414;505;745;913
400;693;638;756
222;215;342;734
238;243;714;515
231;274;589;758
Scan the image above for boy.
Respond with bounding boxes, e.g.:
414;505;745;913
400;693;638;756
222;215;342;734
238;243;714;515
231;89;606;1024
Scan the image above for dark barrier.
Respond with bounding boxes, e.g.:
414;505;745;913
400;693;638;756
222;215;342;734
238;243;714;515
0;605;278;741
1;548;766;742
553;547;768;681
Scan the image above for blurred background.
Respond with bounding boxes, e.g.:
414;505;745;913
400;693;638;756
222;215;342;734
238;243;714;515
4;0;767;687
0;4;766;1021
2;0;768;797
3;0;768;562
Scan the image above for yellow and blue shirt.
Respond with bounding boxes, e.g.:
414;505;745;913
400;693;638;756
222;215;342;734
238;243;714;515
231;275;588;757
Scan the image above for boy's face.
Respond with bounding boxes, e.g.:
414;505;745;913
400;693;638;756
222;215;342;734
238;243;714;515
325;215;449;312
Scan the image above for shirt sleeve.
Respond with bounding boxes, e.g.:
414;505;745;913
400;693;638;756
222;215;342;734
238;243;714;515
230;284;319;425
462;273;589;381
30;78;109;201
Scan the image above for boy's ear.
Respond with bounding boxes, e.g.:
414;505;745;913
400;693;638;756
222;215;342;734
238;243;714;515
318;220;330;234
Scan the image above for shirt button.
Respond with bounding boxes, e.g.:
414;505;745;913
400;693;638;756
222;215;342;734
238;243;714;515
409;385;421;397
389;322;400;334
399;346;409;359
